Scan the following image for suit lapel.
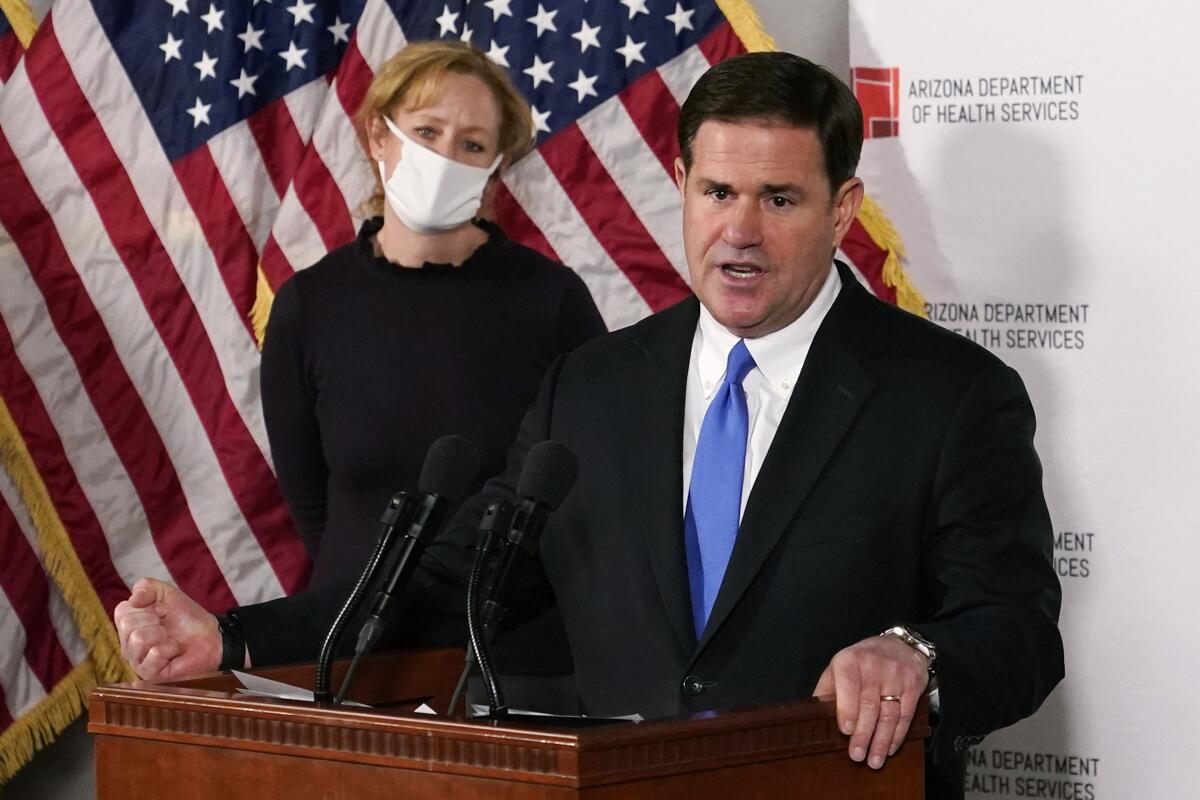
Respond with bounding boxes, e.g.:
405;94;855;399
622;298;700;656
696;267;878;655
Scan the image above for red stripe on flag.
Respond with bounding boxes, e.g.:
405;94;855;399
538;124;692;311
0;128;237;611
492;181;561;263
292;147;357;252
260;234;296;292
619;69;682;177
246;96;305;199
840;219;897;304
698;21;746;65
0;31;21;83
28;24;309;595
335;41;374;122
172;146;259;331
0;682;13;729
0;496;75;693
0;321;128;615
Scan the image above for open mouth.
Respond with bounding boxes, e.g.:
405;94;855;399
720;263;763;280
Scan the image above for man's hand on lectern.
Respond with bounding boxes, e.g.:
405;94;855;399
811;634;930;771
114;577;226;680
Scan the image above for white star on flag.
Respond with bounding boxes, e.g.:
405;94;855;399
523;54;554;88
435;5;459;36
186;96;211;127
460;24;474;43
327;17;351;44
666;3;695;34
616;35;646;67
200;3;224;33
286;0;316;25
237;22;264;53
164;0;189;18
159;32;183;63
620;0;649;20
193;50;218;80
526;4;558;37
485;41;509;67
530;104;551;133
279;40;308;71
572;19;601;52
483;0;512;21
229;68;259;98
567;69;599;102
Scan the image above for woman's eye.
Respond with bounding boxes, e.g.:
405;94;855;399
416;126;436;138
464;140;485;153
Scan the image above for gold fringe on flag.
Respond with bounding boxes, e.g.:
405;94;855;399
0;0;37;48
250;263;276;349
0;396;134;779
0;662;96;785
713;0;777;53
857;194;927;317
716;0;924;318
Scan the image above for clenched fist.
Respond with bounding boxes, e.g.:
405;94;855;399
114;577;229;680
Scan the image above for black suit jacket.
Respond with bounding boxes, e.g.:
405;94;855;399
240;263;1062;795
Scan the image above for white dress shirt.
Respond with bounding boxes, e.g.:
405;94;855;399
682;265;842;518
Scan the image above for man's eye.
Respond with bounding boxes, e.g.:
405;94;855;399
769;196;791;208
709;189;729;201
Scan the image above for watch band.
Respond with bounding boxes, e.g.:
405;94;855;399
216;611;245;672
880;625;937;677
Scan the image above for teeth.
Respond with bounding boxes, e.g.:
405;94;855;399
722;264;759;278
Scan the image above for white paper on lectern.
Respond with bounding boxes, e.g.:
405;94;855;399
230;670;370;707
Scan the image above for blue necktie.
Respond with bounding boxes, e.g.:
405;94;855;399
684;340;757;637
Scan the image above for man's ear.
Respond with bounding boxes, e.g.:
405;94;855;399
674;156;687;202
831;177;865;249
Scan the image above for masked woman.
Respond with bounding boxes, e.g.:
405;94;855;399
262;41;606;590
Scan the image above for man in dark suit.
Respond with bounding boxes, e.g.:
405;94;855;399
116;52;1062;798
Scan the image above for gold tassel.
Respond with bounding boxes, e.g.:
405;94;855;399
713;0;777;52
856;195;927;317
0;0;37;48
0;661;98;784
0;396;135;687
250;263;276;350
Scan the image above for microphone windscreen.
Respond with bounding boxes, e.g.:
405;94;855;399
419;435;480;500
517;441;579;509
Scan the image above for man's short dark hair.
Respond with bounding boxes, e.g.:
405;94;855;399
677;52;864;195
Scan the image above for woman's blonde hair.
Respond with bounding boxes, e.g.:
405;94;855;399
357;40;535;218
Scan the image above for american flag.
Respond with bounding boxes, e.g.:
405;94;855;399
0;0;917;779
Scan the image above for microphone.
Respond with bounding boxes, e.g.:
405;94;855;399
481;441;579;627
315;435;479;704
352;436;480;655
468;441;578;716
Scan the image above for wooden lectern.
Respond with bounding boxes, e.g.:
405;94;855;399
89;648;928;799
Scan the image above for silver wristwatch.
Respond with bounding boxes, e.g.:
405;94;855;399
880;625;937;679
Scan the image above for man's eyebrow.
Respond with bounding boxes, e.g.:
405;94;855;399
762;182;802;195
694;177;732;190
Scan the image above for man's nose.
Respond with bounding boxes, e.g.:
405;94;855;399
721;201;763;249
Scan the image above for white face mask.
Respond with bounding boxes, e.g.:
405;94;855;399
377;115;502;234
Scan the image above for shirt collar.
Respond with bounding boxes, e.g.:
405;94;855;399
695;265;842;399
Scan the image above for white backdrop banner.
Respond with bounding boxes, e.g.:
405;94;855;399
850;1;1200;797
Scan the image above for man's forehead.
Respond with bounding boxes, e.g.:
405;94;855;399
689;120;824;179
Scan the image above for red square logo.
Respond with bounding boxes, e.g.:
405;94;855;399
852;67;900;139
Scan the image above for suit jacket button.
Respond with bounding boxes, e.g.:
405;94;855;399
681;675;705;696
